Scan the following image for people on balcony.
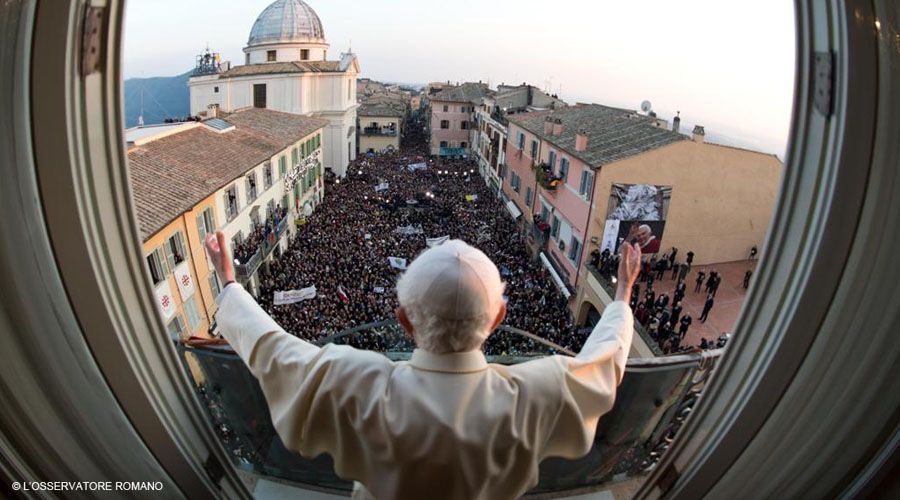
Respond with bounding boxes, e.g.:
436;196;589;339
205;227;642;500
233;205;288;265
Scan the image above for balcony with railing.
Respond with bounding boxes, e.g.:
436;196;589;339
361;125;398;137
533;162;564;191
586;263;665;357
177;322;722;496
234;213;289;281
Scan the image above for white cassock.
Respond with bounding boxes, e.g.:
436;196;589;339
215;284;633;500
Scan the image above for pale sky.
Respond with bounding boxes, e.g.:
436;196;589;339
124;0;795;156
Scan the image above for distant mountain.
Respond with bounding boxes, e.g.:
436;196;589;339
123;70;192;128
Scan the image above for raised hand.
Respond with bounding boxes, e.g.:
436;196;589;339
205;231;236;285
615;242;642;302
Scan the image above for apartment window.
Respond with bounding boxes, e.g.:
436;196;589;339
300;49;309;60
165;231;186;270
224;185;239;221
548;150;557;170
512;173;521;193
517;132;525;150
439;141;448;148
568;236;582;264
530;140;538;159
442;105;448;112
551;215;560;240
282;194;289;213
146;247;168;285
440;120;450;129
213;86;219;93
461;121;468;130
184;296;201;332
166;314;187;339
196;207;215;242
253;83;266;108
461;142;467;148
266;50;276;62
559;158;569;182
245;172;258;202
209;274;221;298
263;162;273;189
526;187;533;207
291;147;298;166
579;169;594;198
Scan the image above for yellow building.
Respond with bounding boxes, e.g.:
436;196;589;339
128;109;327;339
358;103;404;153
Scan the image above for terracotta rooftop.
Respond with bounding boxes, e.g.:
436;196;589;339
508;104;687;166
358;103;405;117
218;60;344;78
430;82;494;104
127;108;327;241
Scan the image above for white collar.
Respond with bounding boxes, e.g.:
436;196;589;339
408;349;489;373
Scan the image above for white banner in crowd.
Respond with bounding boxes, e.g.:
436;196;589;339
375;182;389;192
388;257;408;270
173;262;195;301
426;235;450;248
373;287;385;294
273;286;317;305
406;162;428;172
394;225;423;235
155;281;177;320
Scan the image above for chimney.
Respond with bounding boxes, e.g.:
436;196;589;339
207;103;219;119
672;111;681;133
543;116;554;135
575;130;588;151
551;118;563;136
692;125;706;143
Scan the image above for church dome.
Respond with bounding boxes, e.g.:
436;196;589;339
247;0;326;47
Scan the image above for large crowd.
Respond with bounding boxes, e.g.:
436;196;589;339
253;112;584;355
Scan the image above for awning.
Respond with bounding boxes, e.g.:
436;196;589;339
505;200;522;219
539;252;572;299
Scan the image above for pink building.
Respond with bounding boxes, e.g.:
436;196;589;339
428;83;492;156
503;104;685;291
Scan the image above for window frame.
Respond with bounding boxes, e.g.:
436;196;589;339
9;3;894;500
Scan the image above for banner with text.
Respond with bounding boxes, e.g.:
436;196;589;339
273;286;317;305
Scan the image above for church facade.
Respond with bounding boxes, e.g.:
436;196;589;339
188;0;358;176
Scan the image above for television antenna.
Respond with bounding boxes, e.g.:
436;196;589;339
640;100;653;114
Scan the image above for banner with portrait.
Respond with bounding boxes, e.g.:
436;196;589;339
601;183;672;254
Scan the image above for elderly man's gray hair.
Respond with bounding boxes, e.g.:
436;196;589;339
396;240;505;354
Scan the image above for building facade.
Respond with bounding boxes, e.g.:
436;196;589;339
501;104;783;321
428;82;492;157
472;84;567;197
128;108;327;337
188;0;358;177
357;104;404;153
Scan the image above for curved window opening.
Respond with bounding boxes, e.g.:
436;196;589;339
122;0;794;490
20;0;900;498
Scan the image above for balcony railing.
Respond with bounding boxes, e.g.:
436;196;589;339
177;323;722;495
361;126;398;137
586;264;664;356
235;217;289;280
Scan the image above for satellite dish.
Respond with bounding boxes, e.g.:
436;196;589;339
640;100;652;114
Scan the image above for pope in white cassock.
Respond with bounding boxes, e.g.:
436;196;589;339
205;231;641;500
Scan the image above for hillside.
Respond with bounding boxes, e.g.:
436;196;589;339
123;70;192;128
